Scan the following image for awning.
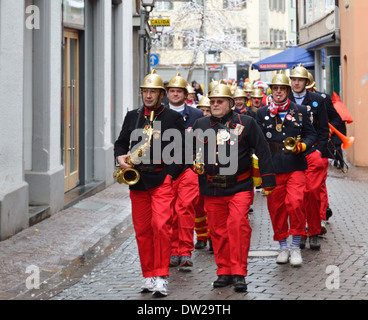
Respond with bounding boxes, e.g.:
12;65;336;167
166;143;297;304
252;47;314;72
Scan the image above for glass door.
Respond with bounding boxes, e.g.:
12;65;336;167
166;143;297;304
62;29;80;192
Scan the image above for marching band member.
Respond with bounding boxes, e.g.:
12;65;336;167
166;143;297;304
256;73;317;267
251;88;265;110
193;83;276;292
166;73;204;268
114;70;185;297
289;64;329;250
233;88;256;118
306;72;342;233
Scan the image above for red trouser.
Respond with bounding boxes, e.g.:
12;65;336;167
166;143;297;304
267;171;306;241
304;151;324;237
320;157;329;220
171;168;199;257
204;191;253;277
195;195;210;242
130;175;173;278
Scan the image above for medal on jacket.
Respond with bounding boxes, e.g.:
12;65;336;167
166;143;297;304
217;129;230;145
276;124;282;132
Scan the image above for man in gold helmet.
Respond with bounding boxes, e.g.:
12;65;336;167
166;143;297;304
256;72;317;267
197;95;211;117
166;73;204;269
251;88;265;110
114;70;186;297
192;82;276;292
289;64;329;251
233;88;256;118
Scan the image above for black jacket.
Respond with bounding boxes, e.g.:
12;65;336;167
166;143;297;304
192;111;276;197
114;104;185;190
289;91;329;157
256;101;317;173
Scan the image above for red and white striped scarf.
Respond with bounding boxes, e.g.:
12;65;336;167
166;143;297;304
268;98;291;115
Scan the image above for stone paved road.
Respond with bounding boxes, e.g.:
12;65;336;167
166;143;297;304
2;164;368;303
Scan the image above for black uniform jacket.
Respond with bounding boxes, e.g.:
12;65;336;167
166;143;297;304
114;104;186;191
316;91;343;153
256;101;317;174
289;91;329;157
179;104;204;129
192;111;276;197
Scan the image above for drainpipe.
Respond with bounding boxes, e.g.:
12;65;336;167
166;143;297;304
334;0;341;43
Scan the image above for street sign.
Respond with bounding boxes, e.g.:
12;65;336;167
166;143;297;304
150;19;171;26
150;54;159;67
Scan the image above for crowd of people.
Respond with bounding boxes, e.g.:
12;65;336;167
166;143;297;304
113;65;347;297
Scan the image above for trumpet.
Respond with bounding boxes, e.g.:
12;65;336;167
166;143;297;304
114;111;155;185
193;148;205;175
284;136;302;152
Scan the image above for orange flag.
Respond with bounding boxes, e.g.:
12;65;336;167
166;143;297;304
331;92;354;124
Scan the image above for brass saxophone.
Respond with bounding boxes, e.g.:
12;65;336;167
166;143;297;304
193;147;205;175
114;111;155;185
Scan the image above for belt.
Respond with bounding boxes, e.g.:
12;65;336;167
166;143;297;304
135;164;164;173
207;169;251;188
268;142;292;154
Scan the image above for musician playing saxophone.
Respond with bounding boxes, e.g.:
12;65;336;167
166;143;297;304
114;70;185;298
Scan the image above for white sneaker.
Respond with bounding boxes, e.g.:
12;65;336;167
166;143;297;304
152;276;168;297
276;248;290;264
141;277;156;293
289;247;303;267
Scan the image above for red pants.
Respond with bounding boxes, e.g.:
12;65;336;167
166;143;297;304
195;195;210;242
204;191;253;277
267;171;306;241
304;151;324;237
171;168;199;257
320;158;329;220
130;175;173;278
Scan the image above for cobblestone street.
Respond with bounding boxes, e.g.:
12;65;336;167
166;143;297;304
1;165;368;304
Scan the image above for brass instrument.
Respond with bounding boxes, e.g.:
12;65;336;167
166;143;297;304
193;148;205;175
284;136;302;152
327;123;355;174
114;111;155;185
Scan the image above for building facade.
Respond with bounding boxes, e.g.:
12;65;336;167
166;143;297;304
151;0;296;88
0;0;137;240
339;0;368;166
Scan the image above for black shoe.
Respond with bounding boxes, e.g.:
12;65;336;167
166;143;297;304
213;275;233;288
208;238;213;253
300;237;306;249
195;240;207;249
233;275;247;292
169;255;180;267
326;207;333;220
248;207;254;214
309;235;321;250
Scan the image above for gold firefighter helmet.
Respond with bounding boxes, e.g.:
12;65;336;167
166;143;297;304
167;73;189;93
209;83;234;100
208;80;219;94
233;88;247;99
140;69;165;90
290;63;309;80
251;88;264;99
186;85;196;94
270;73;292;88
244;83;255;92
197;95;211;108
306;72;316;89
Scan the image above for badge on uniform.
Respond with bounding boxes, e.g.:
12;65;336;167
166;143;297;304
313;101;319;108
286;114;293;121
153;130;161;140
217;129;230;145
276;124;282;132
234;124;244;136
298;113;303;121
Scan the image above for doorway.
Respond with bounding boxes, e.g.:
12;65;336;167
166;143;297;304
62;29;80;192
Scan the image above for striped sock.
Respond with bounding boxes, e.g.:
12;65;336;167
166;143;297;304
279;238;288;249
291;235;301;248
